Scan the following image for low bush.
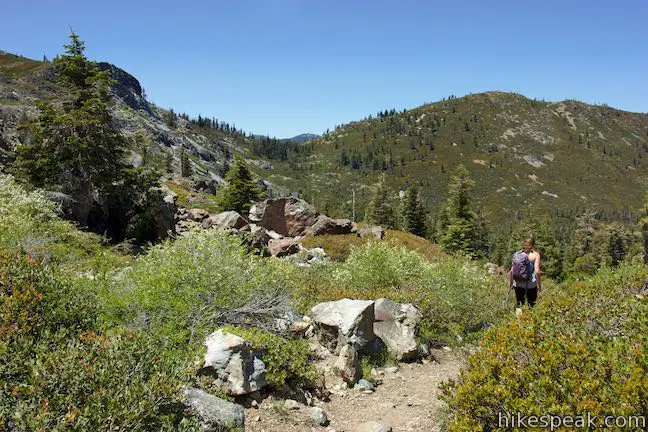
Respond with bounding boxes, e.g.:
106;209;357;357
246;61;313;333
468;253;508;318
441;264;648;431
384;230;447;261
296;242;510;344
300;233;369;261
0;174;129;274
223;326;320;389
105;230;297;347
0;251;197;431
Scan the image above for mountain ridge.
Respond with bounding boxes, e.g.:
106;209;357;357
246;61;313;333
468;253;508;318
2;50;647;232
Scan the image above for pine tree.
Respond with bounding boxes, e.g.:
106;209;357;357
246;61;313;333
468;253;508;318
164;151;173;174
180;146;192;177
365;176;396;228
564;210;599;274
216;157;263;214
12;32;159;241
401;186;427;237
14;31;124;190
438;164;477;256
472;208;490;257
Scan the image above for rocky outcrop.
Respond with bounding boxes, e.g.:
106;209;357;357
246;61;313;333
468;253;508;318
242;224;271;254
268;238;300;257
249;198;319;237
203;211;247;230
373;299;422;361
333;344;362;385
310;299;375;352
97;62;152;114
358;225;385;240
199;330;267;396
306;215;354;236
183;387;245;430
187;208;210;222
148;187;178;239
485;262;506;275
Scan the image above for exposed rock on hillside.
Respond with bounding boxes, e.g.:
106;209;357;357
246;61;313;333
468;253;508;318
373;299;422;361
183;387;245;429
249;197;319;237
306;215;354;236
199;330;267;396
311;299;376;353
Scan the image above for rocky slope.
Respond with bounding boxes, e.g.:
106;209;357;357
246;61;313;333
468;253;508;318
260;92;648;229
0;51;279;196
3;50;647;230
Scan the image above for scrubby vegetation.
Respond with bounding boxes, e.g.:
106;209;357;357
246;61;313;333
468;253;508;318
294;241;510;345
441;264;648;431
3;30;648;432
105;230;296;347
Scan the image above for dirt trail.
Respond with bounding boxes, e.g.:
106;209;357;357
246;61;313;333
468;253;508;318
244;348;464;432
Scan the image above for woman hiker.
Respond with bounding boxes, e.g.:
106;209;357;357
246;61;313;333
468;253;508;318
508;238;542;314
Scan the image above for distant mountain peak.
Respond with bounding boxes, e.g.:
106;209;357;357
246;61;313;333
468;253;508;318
289;133;319;143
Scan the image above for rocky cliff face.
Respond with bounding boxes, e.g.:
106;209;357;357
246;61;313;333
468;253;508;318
0;52;274;195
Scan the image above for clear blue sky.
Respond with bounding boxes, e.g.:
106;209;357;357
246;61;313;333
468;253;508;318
3;0;647;137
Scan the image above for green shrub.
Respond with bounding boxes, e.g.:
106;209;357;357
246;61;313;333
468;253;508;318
333;241;431;292
441;264;648;431
107;230;297;347
406;258;511;344
0;174;128;274
223;326;320;389
300;242;510;344
0;251;198;431
300;234;369;261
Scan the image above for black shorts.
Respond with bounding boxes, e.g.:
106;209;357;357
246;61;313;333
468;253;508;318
515;286;538;308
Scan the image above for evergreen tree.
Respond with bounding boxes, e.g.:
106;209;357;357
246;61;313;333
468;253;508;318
438;164;478;256
564;210;599;274
472;208;490;257
596;222;632;268
401;186;427;237
12;32;160;241
164;151;173;174
180;146;192;177
14;32;124;190
216;157;263;214
365;175;396;228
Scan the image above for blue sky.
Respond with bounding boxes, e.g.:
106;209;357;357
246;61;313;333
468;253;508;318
3;0;647;137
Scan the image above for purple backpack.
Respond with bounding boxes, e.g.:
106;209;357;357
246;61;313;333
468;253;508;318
511;251;531;281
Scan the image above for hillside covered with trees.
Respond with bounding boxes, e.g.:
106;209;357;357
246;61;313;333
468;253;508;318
1;33;647;431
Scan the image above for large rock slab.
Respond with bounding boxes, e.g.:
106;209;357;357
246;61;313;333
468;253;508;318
183;387;245;430
187;208;210;222
311;299;375;352
268;238;300;257
199;330;267;396
306;215;354;236
249;198;319;237
358;225;385;240
203;211;248;230
373;298;422;361
149;187;177;239
333;344;362;385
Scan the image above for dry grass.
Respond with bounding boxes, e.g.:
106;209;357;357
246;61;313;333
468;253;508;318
164;179;221;213
300;234;370;261
384;230;447;261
